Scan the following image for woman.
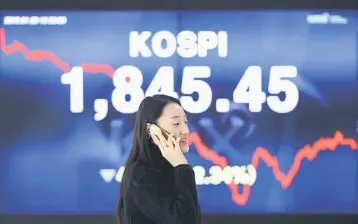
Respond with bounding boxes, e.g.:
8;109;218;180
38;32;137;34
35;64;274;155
117;94;201;224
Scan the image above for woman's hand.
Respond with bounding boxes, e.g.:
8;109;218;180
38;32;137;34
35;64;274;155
150;125;188;167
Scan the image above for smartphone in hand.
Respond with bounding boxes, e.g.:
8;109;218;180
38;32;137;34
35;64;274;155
149;124;171;140
158;126;170;140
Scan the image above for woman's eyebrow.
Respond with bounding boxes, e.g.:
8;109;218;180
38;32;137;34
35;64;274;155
171;115;187;119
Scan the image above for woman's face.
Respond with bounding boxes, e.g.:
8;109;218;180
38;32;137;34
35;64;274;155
156;103;189;153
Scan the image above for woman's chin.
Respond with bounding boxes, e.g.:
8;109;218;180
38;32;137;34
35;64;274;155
180;144;189;153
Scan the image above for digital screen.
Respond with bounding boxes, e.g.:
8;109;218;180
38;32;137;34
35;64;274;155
0;11;357;215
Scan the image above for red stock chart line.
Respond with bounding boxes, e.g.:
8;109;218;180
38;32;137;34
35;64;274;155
1;28;358;206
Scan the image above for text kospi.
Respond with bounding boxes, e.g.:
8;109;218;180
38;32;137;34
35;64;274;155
129;31;228;58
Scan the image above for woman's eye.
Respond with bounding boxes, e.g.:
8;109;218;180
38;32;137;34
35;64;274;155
173;123;179;127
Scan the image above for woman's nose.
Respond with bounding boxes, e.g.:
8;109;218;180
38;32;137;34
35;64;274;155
180;125;189;135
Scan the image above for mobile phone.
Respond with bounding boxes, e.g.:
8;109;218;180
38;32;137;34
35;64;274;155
157;126;170;140
149;124;172;141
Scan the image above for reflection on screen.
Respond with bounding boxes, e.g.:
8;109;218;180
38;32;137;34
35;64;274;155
0;11;357;214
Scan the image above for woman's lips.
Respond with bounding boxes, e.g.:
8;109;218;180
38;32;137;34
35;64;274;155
180;138;188;144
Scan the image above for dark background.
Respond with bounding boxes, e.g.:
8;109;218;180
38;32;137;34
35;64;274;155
0;0;357;223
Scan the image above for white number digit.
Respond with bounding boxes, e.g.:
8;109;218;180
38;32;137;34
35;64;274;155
233;66;266;112
111;66;145;114
267;66;299;113
232;165;257;186
180;66;212;113
145;66;178;98
193;166;206;185
232;165;246;185
222;166;234;184
208;166;222;185
61;66;84;113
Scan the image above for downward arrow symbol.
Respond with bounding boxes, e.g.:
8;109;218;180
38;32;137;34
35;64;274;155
99;169;117;183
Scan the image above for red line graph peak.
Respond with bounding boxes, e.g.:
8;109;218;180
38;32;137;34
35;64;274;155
1;27;358;206
189;130;357;205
